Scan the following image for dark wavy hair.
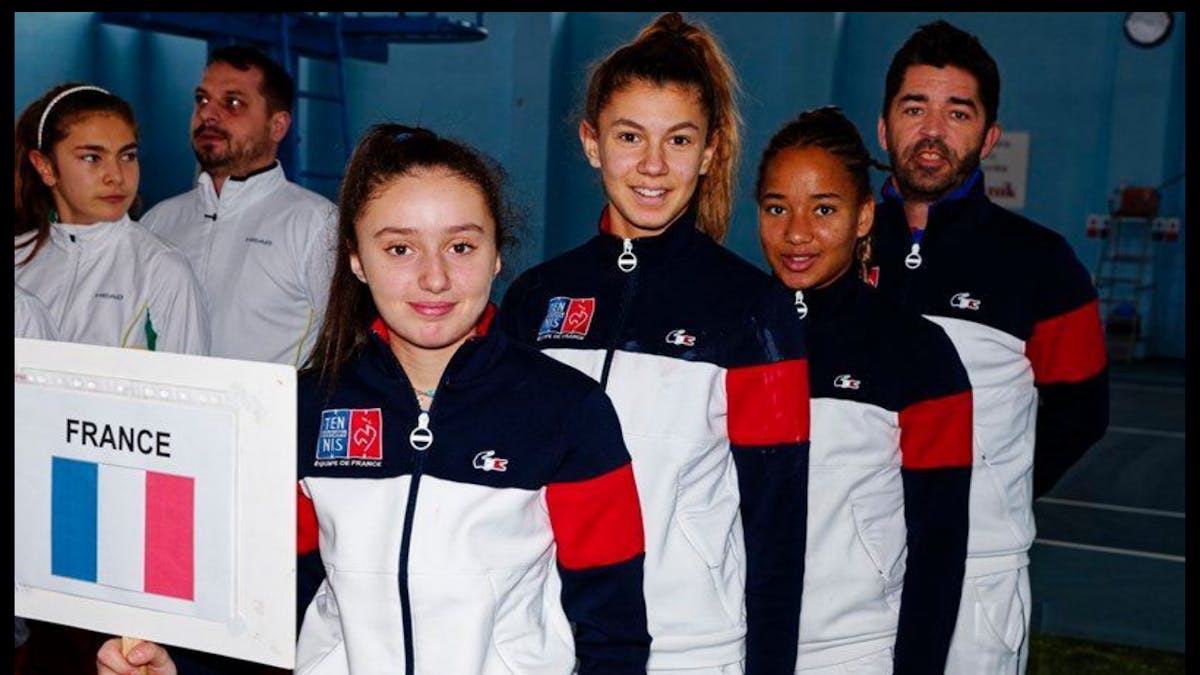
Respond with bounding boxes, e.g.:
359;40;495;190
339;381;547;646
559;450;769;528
207;45;295;114
882;20;1000;129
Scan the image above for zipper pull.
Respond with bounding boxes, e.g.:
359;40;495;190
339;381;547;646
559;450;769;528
794;290;808;319
409;411;432;451
617;238;638;273
904;243;923;270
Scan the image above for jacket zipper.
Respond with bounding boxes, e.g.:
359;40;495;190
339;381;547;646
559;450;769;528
397;404;430;675
394;344;462;675
793;290;808;319
899;221;928;310
600;238;639;388
201;201;218;286
59;233;83;329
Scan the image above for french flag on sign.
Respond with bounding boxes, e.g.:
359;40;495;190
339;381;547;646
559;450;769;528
51;457;194;601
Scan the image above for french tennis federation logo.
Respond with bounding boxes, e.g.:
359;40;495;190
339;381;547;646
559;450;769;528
317;408;383;460
538;296;596;341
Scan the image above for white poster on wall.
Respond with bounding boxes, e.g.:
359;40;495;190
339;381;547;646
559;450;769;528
14;339;297;668
982;130;1030;210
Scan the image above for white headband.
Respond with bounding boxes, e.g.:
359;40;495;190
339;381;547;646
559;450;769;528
36;85;111;149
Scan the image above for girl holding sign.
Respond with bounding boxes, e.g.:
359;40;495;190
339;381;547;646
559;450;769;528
101;123;650;674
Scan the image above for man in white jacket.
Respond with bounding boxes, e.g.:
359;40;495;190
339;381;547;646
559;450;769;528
140;45;336;366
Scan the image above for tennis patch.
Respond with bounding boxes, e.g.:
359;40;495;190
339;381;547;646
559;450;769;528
316;408;383;466
537;296;596;341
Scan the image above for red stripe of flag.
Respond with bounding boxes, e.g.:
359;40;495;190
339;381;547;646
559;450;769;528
726;359;810;446
546;463;644;570
1026;300;1106;384
144;471;194;600
899;390;973;469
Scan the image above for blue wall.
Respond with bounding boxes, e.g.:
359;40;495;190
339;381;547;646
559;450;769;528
14;12;1185;357
16;13;208;215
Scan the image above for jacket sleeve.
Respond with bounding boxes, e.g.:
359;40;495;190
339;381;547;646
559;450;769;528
547;387;650;674
893;319;972;675
296;375;328;636
1026;235;1109;497
727;283;811;675
298;203;339;366
144;247;211;356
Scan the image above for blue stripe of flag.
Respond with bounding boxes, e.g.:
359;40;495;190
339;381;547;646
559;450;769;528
51;457;97;582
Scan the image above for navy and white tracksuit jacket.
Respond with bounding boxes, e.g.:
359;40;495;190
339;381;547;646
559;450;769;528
795;270;971;674
497;207;811;672
295;313;650;674
871;170;1108;576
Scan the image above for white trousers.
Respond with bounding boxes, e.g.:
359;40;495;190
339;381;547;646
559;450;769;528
794;647;893;674
651;662;743;675
945;566;1031;674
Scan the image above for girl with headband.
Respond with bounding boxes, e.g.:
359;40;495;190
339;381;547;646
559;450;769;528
15;82;209;354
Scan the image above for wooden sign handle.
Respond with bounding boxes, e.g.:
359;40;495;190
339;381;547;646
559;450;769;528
121;636;150;675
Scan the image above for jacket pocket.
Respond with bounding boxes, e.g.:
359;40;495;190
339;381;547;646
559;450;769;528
976;452;1030;547
676;486;743;624
848;485;907;612
296;582;348;674
969;570;1027;655
490;562;575;675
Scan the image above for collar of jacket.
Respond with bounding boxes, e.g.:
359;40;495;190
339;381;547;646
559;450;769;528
879;167;988;231
197;160;286;214
592;201;703;265
49;213;131;247
365;302;506;391
793;266;864;320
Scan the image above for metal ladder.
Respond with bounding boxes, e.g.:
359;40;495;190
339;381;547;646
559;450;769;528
1093;213;1156;362
278;12;352;192
98;12;489;196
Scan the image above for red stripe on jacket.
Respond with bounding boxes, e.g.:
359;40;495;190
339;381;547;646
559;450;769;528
726;359;810;446
297;484;319;555
546;463;644;570
1026;300;1106;384
899;390;974;469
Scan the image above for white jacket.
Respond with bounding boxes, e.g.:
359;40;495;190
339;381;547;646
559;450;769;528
15;283;58;340
14;216;209;354
140;162;336;366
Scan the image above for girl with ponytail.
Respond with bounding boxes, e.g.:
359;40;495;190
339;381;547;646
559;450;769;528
500;13;812;674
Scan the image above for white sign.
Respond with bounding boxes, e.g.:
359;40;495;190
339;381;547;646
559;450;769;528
15;386;234;620
14;339;297;668
982;130;1030;209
